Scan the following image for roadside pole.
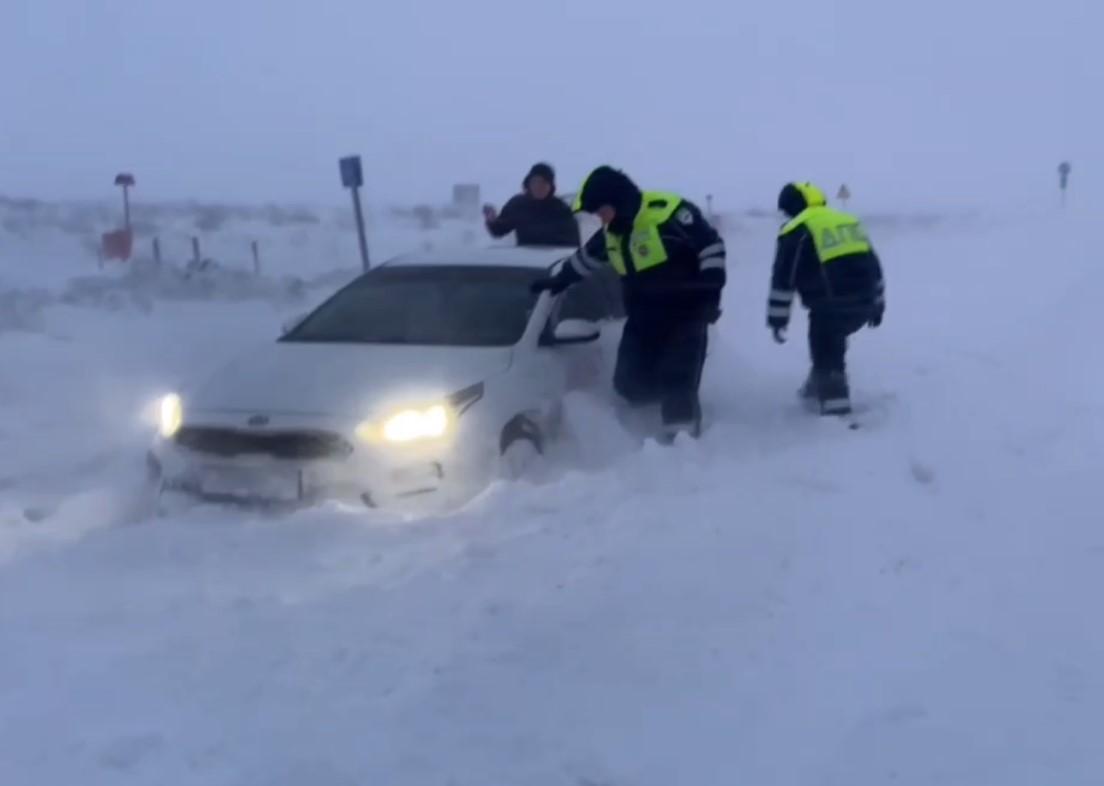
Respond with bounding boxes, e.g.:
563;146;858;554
1058;161;1071;207
114;172;135;230
339;155;370;272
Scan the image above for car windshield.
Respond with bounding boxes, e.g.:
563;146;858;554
283;265;544;347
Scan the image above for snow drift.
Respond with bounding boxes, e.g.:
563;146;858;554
0;204;1101;785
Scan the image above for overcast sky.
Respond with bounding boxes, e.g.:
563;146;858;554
1;0;1098;210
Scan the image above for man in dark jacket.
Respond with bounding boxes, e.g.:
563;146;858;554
767;181;886;416
484;162;581;248
531;166;726;440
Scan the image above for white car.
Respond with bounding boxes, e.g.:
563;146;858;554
148;245;620;509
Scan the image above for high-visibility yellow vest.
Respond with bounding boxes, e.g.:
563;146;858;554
605;192;682;276
781;206;872;264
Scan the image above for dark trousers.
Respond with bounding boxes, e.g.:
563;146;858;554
614;314;708;427
808;310;868;373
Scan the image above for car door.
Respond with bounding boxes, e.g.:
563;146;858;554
502;291;567;440
550;287;607;392
557;264;625;321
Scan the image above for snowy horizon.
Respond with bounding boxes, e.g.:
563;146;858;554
3;0;1099;209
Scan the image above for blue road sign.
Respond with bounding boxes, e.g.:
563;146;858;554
338;154;370;271
339;156;363;189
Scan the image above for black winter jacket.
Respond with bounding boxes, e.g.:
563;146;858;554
486;194;580;247
552;196;726;321
767;225;885;329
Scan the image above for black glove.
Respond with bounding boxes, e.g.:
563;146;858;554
771;325;787;344
530;276;569;296
868;304;884;328
700;295;722;324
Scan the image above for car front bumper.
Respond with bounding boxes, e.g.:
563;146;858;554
149;434;496;510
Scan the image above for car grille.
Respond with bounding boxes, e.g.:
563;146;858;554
174;426;353;460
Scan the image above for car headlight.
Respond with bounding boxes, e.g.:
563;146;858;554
357;403;452;444
159;393;184;439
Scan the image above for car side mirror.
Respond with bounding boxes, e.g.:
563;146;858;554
547;319;600;346
281;311;309;336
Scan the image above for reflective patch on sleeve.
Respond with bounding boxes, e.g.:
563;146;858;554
569;253;593;277
768;305;791;319
698;242;725;259
700;256;725;271
769;288;794;303
579;247;604;270
677;207;694;225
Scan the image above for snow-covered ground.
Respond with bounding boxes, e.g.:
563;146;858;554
1;202;1101;785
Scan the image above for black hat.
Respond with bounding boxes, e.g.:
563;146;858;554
573;166;641;214
524;162;556;191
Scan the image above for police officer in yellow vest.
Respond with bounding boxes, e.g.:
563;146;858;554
767;182;886;416
531;166;726;439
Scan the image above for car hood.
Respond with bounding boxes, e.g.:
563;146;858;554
187;340;513;419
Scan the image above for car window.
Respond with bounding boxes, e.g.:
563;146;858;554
283;265;543;347
559;265;625;321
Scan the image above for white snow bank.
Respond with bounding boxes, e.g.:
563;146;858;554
1;195;501;290
0;206;1101;785
0;265;354;337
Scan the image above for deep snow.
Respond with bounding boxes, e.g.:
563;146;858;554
1;203;1101;785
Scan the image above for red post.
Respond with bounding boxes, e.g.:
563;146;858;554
101;229;133;262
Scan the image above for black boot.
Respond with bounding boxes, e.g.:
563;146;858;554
658;417;702;444
659;391;702;443
817;371;851;416
798;368;819;401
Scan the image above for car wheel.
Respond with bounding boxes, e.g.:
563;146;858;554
498;415;543;481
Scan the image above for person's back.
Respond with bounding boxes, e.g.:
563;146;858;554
775;190;882;317
767;182;886;416
484;162;581;248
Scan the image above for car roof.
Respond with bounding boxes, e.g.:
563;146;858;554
380;244;573;271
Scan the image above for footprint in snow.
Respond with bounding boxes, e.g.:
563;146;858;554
22;505;55;523
97;733;165;771
909;460;936;486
